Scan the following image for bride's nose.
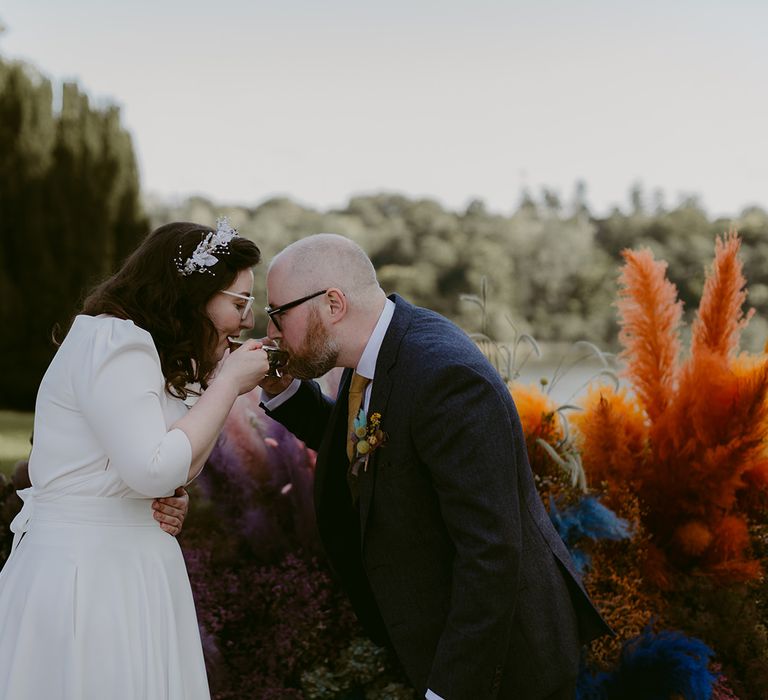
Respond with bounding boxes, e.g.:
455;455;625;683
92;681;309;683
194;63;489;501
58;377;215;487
240;309;255;331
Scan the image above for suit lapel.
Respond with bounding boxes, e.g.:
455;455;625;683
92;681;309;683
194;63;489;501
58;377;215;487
357;295;414;542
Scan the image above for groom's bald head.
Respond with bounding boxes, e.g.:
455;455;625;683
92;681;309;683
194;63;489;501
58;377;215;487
267;234;387;369
268;234;380;305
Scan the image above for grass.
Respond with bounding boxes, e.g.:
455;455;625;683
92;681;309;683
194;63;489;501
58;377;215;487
0;410;34;477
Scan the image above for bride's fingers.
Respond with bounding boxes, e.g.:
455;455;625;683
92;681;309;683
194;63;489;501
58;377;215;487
236;338;262;351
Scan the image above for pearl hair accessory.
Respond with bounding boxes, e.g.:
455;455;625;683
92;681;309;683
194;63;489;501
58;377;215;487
175;217;239;276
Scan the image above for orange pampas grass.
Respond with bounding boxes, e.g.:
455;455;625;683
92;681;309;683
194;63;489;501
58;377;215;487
510;381;563;447
571;386;647;505
674;521;713;557
690;230;753;359
705;516;762;582
509;382;565;487
617;249;683;422
576;232;768;584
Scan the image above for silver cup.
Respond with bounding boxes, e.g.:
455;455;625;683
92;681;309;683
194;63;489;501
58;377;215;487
227;339;290;378
263;345;290;378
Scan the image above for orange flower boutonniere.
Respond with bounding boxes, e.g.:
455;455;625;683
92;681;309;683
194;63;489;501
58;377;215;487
350;410;388;476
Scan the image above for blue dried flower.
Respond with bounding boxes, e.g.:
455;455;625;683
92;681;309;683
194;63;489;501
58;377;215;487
578;627;718;700
549;495;632;573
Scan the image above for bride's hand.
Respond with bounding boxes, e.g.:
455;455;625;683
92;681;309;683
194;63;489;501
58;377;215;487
215;339;270;395
251;336;293;395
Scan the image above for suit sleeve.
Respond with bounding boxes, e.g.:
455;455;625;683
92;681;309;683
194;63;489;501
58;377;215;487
413;363;521;699
261;379;335;451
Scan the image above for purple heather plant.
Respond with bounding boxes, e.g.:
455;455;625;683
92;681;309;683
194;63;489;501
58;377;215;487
195;389;321;559
182;546;362;696
181;386;413;696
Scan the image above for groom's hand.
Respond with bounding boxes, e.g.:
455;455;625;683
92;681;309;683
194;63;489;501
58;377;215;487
152;486;189;536
258;372;295;396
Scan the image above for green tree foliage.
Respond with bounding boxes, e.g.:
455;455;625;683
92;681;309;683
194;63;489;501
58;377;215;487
0;58;147;409
155;188;768;357
4;49;766;408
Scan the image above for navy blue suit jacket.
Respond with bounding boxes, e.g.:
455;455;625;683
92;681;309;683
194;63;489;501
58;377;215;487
265;295;609;699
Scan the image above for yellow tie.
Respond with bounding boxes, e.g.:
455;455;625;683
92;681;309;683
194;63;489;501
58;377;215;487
346;371;370;462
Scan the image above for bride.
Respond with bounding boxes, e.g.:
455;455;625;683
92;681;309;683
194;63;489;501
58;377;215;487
0;218;268;699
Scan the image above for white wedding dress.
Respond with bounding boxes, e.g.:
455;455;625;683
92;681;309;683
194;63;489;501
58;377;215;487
0;315;210;699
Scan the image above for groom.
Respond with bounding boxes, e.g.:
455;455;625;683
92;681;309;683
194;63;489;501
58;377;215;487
259;234;610;699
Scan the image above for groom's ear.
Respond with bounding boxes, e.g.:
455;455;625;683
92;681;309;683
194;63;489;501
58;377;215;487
326;288;347;324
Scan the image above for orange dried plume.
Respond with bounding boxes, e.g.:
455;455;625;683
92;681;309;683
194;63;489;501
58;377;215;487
571;386;647;506
691;230;753;359
510;382;563;445
617;249;683;422
509;382;565;482
704;515;762;582
576;231;768;584
674;520;713;557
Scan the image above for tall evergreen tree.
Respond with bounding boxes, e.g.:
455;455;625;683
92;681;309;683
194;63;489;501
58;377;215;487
0;58;147;409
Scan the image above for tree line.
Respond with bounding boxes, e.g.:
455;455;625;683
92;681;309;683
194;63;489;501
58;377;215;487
3;50;768;409
0;56;147;408
152;191;768;355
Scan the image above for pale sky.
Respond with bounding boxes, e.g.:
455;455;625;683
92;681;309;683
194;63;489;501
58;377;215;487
2;0;767;217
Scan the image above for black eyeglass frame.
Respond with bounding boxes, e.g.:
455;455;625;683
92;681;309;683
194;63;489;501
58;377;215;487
265;289;328;330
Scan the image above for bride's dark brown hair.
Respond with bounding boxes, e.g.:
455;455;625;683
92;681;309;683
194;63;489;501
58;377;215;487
81;221;261;398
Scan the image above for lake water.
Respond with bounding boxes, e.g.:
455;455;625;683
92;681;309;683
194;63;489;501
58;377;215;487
512;359;625;407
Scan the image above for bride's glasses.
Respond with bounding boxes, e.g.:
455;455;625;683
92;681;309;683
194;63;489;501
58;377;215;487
220;290;255;320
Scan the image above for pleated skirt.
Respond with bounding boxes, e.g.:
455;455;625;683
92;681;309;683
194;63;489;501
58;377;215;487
0;494;210;700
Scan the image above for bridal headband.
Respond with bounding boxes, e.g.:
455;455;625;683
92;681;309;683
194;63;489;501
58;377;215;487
176;217;239;276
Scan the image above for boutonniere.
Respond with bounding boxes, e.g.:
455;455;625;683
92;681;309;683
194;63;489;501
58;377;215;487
350;410;388;476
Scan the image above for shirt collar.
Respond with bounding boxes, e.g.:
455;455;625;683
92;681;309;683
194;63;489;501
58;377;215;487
356;298;395;380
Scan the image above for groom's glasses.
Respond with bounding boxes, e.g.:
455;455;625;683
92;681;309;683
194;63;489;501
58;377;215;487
265;289;328;331
220;290;255;320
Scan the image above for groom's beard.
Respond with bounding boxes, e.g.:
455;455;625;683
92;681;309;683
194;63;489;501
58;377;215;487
285;307;339;380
